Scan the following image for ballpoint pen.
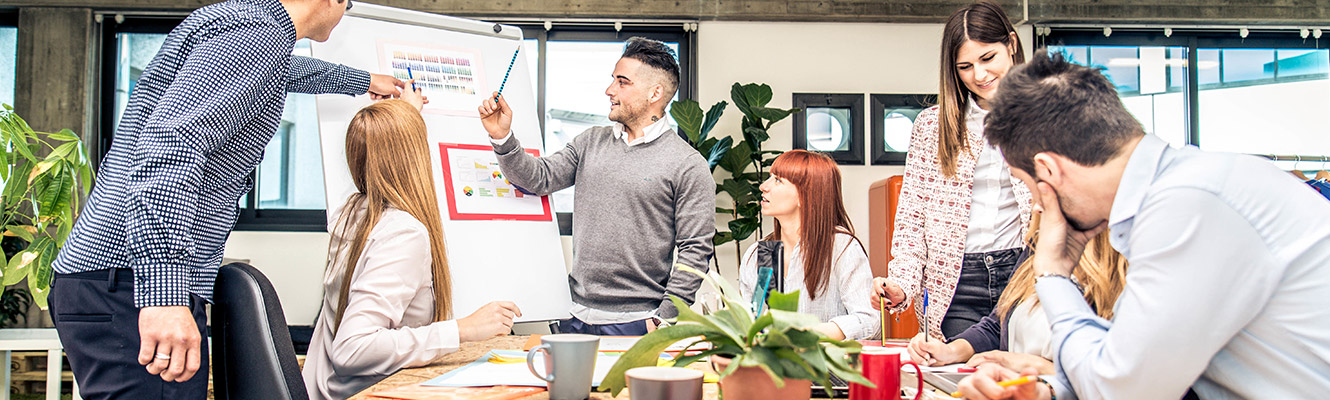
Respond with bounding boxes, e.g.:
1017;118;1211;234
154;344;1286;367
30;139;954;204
923;288;931;342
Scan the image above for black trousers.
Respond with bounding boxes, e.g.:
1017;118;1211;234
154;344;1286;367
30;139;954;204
50;269;209;400
941;247;1025;340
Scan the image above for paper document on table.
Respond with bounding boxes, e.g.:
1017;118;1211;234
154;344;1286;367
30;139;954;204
422;350;619;387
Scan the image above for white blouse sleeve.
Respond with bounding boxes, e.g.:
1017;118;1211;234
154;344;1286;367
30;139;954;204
738;242;760;303
828;238;882;340
327;217;460;377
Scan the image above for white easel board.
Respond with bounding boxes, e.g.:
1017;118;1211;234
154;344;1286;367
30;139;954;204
311;3;570;322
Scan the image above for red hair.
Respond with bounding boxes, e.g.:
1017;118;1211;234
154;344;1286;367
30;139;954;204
765;150;860;300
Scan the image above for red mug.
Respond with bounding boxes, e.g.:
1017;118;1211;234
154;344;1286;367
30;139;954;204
849;346;923;400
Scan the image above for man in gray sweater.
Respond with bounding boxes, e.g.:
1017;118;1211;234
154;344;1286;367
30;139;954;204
477;37;714;335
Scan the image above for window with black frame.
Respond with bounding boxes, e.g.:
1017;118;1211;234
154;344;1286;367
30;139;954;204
869;94;935;165
101;17;328;231
1043;28;1330;167
793;93;865;165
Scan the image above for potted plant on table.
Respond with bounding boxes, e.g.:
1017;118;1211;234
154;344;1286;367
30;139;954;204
598;265;872;400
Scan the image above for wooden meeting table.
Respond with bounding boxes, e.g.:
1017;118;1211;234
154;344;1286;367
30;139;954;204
350;335;944;400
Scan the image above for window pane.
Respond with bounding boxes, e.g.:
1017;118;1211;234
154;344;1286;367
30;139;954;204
0;27;15;107
114;34;325;211
1088;46;1140;93
543;40;680;213
1051;44;1189;148
1200;48;1330;158
805;107;851;151
257;40;325;209
881;109;915;152
1220;49;1275;83
1198;49;1220;85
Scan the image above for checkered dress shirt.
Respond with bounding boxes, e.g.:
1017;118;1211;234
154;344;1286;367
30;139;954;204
54;0;370;307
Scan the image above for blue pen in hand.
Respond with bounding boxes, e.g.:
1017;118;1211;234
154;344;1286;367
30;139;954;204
406;66;417;92
923;288;930;342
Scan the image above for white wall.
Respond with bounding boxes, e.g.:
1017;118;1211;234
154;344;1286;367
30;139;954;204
227;20;1035;324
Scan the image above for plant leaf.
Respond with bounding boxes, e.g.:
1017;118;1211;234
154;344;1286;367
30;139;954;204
766;290;800;312
754;107;796;125
4;250;34;286
670;99;704;144
598;322;722;396
5;225;34;242
744;126;770;143
47;129;80;142
45;141;78;161
730;83;755;120
713;232;734;246
740;347;787;388
699;101;729;142
770;308;823;332
670;295;744;348
706;136;732;171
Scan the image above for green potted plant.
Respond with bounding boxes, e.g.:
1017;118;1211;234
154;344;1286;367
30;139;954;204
598;265;872;400
0;105;96;312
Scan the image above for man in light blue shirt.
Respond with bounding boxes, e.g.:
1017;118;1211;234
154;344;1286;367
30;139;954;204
956;50;1330;399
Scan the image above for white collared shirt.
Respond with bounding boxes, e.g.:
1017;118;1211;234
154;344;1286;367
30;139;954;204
1037;135;1330;399
963;99;1024;253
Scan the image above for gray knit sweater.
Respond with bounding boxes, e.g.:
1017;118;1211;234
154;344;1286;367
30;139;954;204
492;126;715;318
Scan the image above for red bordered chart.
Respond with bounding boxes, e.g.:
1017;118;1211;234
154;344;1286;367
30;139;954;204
437;143;553;221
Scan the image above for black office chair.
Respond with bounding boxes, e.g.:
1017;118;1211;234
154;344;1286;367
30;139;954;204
212;262;309;400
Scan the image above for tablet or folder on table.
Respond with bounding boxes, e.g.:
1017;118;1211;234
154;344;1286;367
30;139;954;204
921;371;969;395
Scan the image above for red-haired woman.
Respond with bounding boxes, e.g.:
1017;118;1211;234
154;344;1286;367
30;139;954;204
738;150;879;340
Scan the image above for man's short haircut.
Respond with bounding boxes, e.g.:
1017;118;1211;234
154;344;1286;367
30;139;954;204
984;49;1144;174
621;37;680;98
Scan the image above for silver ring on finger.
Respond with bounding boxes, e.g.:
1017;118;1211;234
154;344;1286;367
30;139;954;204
155;353;171;360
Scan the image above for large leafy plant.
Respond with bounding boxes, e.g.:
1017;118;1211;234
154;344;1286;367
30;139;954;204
0;106;95;309
599;265;871;397
671;83;799;268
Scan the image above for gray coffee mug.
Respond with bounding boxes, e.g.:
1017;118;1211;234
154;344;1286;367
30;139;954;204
526;334;600;400
626;366;704;400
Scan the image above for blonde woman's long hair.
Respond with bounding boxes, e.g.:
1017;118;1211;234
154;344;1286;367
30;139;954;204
330;99;452;333
996;213;1128;323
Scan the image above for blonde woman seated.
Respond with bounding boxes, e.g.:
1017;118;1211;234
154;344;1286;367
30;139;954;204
902;214;1127;374
739;150;880;341
303;87;522;400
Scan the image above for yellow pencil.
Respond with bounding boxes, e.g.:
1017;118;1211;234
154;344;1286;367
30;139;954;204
948;375;1036;398
880;296;887;346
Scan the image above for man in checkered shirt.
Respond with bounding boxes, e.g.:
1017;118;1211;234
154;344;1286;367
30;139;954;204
49;0;405;398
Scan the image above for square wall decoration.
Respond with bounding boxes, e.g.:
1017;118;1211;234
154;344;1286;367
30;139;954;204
793;93;865;165
870;94;936;165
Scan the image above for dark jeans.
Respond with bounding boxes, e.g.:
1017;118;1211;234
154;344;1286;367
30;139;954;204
556;316;649;336
50;269;209;400
942;247;1025;340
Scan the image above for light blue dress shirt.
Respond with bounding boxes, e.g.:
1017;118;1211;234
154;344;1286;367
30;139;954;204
1037;135;1330;399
